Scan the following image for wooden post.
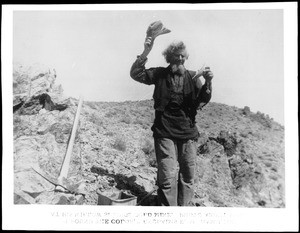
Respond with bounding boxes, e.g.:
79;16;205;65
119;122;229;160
57;96;84;185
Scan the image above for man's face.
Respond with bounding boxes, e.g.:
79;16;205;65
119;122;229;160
170;49;187;65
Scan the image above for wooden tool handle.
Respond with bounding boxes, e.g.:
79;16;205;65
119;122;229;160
58;96;84;185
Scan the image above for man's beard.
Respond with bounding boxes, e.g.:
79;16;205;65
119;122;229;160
171;64;186;75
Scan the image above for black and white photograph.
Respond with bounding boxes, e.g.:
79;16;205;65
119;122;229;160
2;3;298;231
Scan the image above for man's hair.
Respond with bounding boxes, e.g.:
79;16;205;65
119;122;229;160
162;41;189;63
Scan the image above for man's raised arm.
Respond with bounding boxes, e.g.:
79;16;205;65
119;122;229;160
130;37;156;85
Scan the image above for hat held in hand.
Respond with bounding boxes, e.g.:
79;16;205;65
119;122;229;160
146;20;171;39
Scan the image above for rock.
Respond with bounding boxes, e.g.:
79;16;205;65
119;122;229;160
197;132;209;145
13;65;31;96
13;93;27;113
135;176;154;193
195;151;237;207
216;130;238;158
39;108;47;115
56;195;70;205
76;182;86;194
18;95;43;115
13;63;68;114
242;106;251;116
15;171;54;196
37;126;50;135
14;137;40;171
198;139;224;155
228;155;260;188
17;93;68;115
131;161;140;168
14;133;65;197
14;192;36;204
76;195;85;205
30;72;55;96
197;152;233;191
13;62;57;97
22;190;43;199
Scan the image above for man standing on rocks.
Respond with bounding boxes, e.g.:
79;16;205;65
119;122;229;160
130;35;214;206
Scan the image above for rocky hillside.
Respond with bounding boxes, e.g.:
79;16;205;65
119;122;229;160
13;63;285;207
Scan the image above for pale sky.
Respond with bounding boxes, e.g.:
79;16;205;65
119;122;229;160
13;7;285;124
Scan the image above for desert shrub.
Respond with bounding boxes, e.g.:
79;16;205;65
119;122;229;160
140;138;157;167
104;131;114;137
239;131;248;138
112;136;127;152
257;155;264;160
141;138;154;155
133;117;150;129
263;161;272;168
208;192;224;206
271;167;278;172
105;109;118;118
130;109;140;117
134;117;147;125
204;124;210;129
269;175;278;181
89;113;103;126
250;111;273;128
120;115;132;124
85;101;97;110
240;107;273;128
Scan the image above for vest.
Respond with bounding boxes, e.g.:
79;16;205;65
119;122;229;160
152;67;197;121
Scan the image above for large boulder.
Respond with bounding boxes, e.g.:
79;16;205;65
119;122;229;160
13;62;57;96
17;93;69;115
13;63;66;113
196;130;285;208
14;135;59;203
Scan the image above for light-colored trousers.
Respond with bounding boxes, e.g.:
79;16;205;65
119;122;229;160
154;137;197;206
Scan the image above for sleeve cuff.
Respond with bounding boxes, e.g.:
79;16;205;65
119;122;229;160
204;81;212;90
137;55;148;65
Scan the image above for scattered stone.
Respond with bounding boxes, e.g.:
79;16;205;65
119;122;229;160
39;108;47;115
216;130;238;157
56;195;70;205
257;200;267;206
14;192;35;204
131;161;140;168
242;106;251;116
22;190;43;199
37;125;50;135
14;194;31;204
76;195;85;205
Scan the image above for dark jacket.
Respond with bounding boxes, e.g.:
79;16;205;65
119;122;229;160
130;56;212;124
